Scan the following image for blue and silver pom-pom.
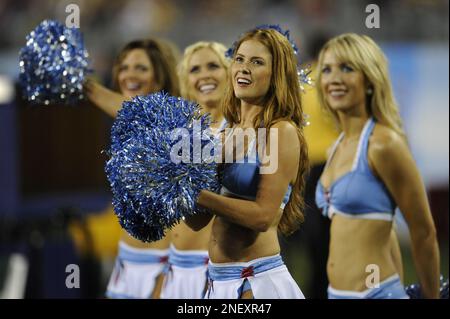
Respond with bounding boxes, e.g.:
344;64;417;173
440;277;448;299
19;19;91;105
298;64;313;92
405;282;422;299
105;92;220;242
405;275;449;299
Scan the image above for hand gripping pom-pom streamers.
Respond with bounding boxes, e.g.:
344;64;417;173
19;20;91;105
105;92;220;242
405;275;449;299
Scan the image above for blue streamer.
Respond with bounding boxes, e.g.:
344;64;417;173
19;19;91;105
105;92;220;242
405;275;449;299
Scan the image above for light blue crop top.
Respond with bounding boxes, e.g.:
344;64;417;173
315;118;396;221
219;126;292;209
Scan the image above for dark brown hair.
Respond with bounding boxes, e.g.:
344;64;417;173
112;38;180;96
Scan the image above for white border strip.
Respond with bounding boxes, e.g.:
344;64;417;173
328;205;394;221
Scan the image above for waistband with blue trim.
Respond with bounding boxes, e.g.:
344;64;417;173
168;244;209;268
325;205;394;221
328;274;408;299
208;254;284;281
118;241;169;264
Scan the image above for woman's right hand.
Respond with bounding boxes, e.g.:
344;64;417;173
84;78;126;118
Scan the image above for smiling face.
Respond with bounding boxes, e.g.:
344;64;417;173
320;49;368;115
117;48;160;98
186;47;227;108
231;39;272;105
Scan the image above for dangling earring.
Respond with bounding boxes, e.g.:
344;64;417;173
366;87;373;95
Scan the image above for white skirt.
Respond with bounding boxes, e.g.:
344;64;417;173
205;254;305;299
105;241;168;299
160;245;209;299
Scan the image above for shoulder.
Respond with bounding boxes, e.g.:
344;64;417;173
268;120;300;153
369;123;408;162
270;120;298;135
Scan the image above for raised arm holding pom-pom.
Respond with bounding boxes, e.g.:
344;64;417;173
84;79;126;118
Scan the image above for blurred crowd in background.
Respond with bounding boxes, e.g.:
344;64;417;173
0;0;448;298
1;0;449;78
